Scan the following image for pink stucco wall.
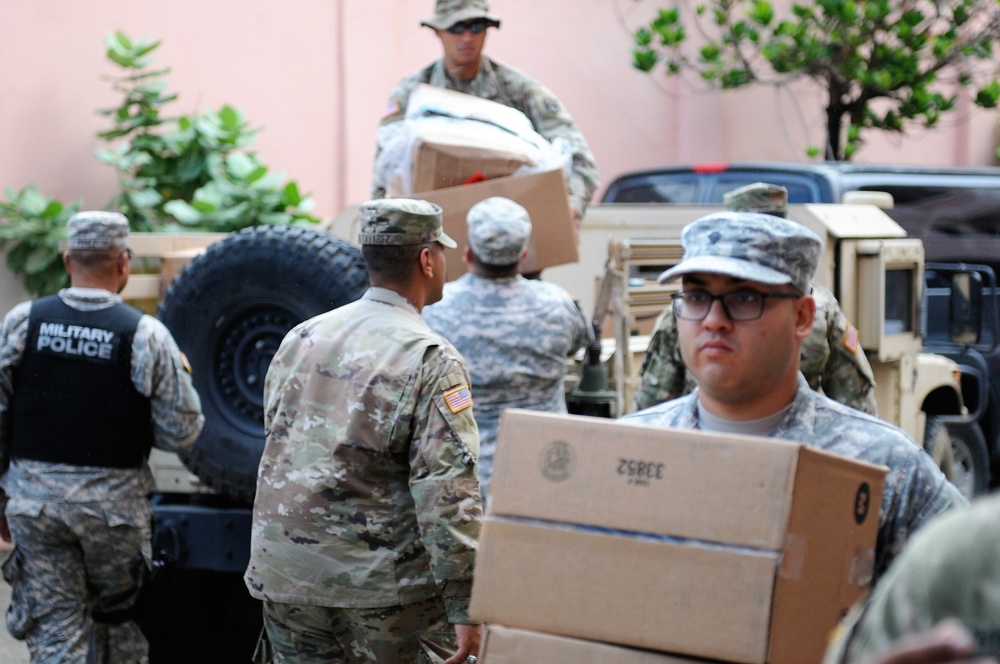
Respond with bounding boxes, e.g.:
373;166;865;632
1;0;996;222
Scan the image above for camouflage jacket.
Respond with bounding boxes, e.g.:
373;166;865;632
633;283;878;415
824;492;1000;662
0;288;204;510
373;55;600;218
622;374;966;578
423;274;591;479
244;288;482;623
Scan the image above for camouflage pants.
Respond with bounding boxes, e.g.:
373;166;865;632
258;595;456;664
2;500;151;664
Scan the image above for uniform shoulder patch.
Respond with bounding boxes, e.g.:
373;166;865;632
380;100;401;120
444;385;473;413
843;322;860;354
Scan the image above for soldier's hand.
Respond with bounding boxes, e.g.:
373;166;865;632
445;623;482;664
861;619;997;664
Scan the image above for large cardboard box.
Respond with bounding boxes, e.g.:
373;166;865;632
471;411;887;664
481;625;716;663
417;168;578;277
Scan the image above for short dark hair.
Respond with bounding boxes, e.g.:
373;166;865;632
66;248;121;270
468;248;519;276
362;243;430;283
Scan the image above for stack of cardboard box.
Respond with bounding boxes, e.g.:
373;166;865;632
470;410;887;663
389;86;578;277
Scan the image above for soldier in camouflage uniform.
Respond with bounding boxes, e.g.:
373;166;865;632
244;199;483;664
423;197;592;503
373;0;600;223
0;211;204;663
621;211;965;579
634;182;878;415
824;492;1000;663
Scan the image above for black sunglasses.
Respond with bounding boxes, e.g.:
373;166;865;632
446;19;490;35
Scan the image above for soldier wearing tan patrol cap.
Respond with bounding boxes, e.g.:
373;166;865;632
635;182;879;417
623;211;965;580
0;210;204;662
373;0;600;225
246;198;484;663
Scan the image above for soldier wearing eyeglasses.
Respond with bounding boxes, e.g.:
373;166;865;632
621;211;965;580
372;0;600;226
634;182;878;415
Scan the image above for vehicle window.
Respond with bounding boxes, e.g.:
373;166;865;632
707;176;822;204
607;177;700;203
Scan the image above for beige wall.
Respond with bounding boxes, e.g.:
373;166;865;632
1;0;997;224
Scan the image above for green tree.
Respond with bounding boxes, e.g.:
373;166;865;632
631;0;1000;160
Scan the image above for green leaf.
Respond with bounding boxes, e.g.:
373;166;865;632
163;200;203;224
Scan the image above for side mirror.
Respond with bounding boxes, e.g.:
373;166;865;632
948;271;983;345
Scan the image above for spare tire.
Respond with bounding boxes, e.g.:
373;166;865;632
158;225;369;504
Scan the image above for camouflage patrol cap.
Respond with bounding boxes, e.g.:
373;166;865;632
66;211;130;251
357;198;457;248
421;0;500;30
724;182;789;217
466;196;531;266
658;212;822;293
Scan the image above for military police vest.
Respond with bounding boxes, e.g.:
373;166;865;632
9;295;154;468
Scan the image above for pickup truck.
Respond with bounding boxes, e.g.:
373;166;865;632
596;162;1000;495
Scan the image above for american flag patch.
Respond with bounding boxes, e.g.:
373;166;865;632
844;323;860;353
444;385;473;413
380;100;400;119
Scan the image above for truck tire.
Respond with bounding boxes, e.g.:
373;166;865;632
943;421;990;499
923;417;955;482
158;226;369;504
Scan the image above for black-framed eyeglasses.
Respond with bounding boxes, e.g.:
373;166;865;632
671;289;802;321
446;19;490;34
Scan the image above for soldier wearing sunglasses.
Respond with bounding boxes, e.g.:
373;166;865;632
373;0;599;227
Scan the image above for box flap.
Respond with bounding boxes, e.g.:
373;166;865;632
766;447;886;664
418;169;577;277
490;410;802;549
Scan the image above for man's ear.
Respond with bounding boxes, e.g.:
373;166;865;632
795;295;816;341
420;246;435;278
62;252;72;274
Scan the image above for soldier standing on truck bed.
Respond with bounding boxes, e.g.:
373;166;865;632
0;211;204;663
621;211;965;579
372;0;600;227
244;199;483;664
634;182;879;415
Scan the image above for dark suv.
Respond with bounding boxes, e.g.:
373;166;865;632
602;161;1000;495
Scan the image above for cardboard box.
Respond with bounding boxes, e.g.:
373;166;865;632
417;168;578;277
481;625;716;664
471;411;886;664
408;134;537;194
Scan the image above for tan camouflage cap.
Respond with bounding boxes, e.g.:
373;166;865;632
658;212;822;293
66;211;130;251
724;182;788;218
358;198;457;248
466;196;532;266
421;0;500;30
